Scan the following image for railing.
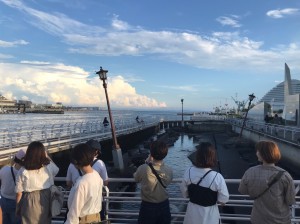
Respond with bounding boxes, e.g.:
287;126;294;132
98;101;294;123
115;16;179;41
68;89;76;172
0;118;159;162
227;118;300;146
52;177;300;224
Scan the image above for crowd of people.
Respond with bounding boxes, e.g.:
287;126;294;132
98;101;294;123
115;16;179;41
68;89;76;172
0;138;297;224
134;140;296;224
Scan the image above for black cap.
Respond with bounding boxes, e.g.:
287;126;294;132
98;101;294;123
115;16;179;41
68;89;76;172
86;139;102;154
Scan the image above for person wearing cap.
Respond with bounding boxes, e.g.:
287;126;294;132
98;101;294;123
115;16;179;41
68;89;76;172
0;148;26;224
66;139;108;188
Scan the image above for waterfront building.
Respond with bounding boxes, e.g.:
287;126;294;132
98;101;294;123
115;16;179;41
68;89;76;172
249;63;300;125
0;95;17;113
0;95;17;107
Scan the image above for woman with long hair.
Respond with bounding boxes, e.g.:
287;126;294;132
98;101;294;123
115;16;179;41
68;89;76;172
15;141;59;224
239;141;295;224
180;142;229;224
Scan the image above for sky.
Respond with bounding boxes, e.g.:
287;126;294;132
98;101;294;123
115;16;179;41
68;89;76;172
1;0;300;111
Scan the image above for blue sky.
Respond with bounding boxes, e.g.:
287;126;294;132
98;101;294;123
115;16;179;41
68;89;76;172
1;0;300;111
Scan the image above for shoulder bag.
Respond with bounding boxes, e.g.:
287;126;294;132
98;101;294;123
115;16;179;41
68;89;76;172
253;171;285;200
148;163;166;188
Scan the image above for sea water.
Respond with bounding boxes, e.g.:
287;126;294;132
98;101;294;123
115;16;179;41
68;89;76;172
0;110;186;130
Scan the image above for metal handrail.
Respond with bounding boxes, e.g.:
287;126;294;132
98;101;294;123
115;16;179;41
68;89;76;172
53;177;300;224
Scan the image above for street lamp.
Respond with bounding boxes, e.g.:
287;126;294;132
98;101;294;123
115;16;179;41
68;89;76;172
181;99;184;127
96;66;124;170
239;93;256;138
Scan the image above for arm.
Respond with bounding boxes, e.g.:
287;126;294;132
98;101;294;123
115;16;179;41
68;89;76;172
238;172;249;195
65;184;85;224
16;192;22;216
284;173;296;205
217;174;229;205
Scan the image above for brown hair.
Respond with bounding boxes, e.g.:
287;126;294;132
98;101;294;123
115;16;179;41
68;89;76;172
255;141;281;163
195;142;217;168
150;141;168;161
23;141;50;170
71;143;95;167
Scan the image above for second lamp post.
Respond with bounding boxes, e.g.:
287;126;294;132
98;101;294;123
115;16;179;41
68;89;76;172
239;93;256;138
181;99;184;127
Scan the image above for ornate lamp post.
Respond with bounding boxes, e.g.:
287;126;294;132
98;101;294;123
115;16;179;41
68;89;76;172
181;99;184;127
96;66;124;171
239;93;256;138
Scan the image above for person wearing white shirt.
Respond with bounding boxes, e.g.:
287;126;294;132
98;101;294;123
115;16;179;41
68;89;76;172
66;139;108;188
180;142;229;224
15;141;59;224
65;143;103;224
0;148;26;224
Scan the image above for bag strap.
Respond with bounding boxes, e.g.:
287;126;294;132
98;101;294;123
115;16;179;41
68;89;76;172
148;163;166;188
11;166;16;185
196;170;213;185
209;172;218;188
254;171;285;200
77;168;83;176
91;159;98;167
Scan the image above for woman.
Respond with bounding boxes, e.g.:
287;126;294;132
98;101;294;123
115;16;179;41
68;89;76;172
239;140;295;224
180;142;229;224
0;149;26;224
15;141;59;224
65;143;103;224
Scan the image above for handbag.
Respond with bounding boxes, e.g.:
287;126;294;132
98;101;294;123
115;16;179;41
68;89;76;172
50;185;65;217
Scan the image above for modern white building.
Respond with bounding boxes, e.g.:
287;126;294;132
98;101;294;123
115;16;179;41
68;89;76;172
249;63;300;126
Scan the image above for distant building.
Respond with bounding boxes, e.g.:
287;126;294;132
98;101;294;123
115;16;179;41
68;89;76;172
0;95;17;107
249;63;300;126
18;100;32;108
258;79;300;112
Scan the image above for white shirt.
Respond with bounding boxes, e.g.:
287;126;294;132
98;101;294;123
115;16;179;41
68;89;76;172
66;158;108;185
180;167;229;224
15;161;59;193
0;166;19;199
65;170;103;224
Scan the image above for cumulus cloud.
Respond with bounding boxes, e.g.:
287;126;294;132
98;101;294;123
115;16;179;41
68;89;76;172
216;16;241;28
266;8;299;18
0;62;167;108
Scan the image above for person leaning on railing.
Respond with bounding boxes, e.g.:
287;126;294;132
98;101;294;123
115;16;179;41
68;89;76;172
238;141;296;224
134;141;173;224
15;141;59;224
180;142;229;224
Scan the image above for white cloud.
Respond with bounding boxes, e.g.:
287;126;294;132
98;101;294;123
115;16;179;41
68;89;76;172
2;1;300;76
159;85;199;92
0;61;166;108
0;53;14;59
112;14;130;31
266;8;299;19
216;16;241;28
0;39;28;47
